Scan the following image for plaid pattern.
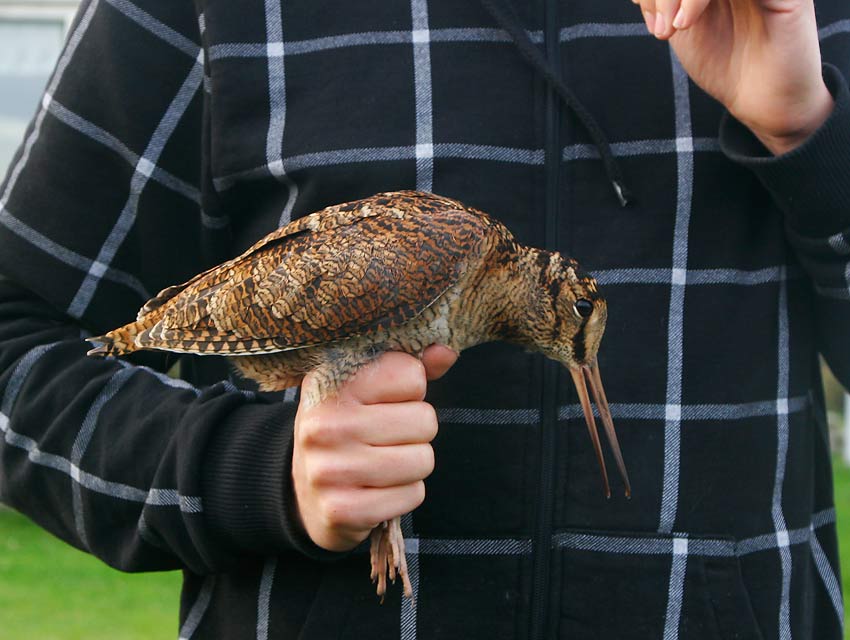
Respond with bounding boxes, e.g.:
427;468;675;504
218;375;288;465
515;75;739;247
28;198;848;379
0;0;849;638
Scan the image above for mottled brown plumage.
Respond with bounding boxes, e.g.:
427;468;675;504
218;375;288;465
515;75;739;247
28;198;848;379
87;190;629;601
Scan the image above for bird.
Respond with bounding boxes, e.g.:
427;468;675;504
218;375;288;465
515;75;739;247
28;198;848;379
87;190;630;601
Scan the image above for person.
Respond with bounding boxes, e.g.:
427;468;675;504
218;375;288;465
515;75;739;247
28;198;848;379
0;0;847;637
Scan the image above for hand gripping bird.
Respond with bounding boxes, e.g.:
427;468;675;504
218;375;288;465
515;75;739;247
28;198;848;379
87;190;630;601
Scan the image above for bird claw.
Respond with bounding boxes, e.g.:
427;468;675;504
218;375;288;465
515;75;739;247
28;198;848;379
369;516;414;603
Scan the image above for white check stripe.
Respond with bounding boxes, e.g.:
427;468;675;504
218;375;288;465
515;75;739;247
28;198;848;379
71;367;139;548
46;100;202;206
178;577;215;640
256;557;277;640
658;52;695;537
401;513;419;640
773;273;793;640
809;528;845;628
663;538;689;640
436;396;809;425
212;136;725;191
67;60;205;317
263;0;299;227
0;412;202;511
411;0;434;197
105;0;201;60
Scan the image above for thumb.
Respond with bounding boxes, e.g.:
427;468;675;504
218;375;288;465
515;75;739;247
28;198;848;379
422;344;459;381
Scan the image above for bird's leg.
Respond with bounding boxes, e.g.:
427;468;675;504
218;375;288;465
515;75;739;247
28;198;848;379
369;516;413;602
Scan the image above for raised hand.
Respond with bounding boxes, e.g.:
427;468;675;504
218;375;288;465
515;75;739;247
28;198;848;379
633;0;834;154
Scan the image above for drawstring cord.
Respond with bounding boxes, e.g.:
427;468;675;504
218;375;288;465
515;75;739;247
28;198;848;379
477;0;633;207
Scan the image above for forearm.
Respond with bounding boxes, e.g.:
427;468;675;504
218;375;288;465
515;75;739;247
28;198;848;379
0;278;298;572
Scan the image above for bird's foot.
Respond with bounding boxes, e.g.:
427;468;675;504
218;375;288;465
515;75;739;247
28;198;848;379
370;516;413;603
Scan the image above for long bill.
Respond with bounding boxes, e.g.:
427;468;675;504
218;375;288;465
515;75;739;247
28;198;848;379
568;359;631;498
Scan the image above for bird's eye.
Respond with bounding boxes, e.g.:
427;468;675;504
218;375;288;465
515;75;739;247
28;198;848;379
574;299;593;318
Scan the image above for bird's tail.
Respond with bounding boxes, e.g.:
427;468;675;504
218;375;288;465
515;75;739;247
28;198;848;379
86;324;142;358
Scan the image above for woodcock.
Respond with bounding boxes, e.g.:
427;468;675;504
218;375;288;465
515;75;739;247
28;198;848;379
87;190;631;601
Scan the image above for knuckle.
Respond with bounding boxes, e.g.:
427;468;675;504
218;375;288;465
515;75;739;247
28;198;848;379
312;458;354;487
419;402;438;440
320;493;353;529
411;481;426;509
420;445;435;477
301;413;344;447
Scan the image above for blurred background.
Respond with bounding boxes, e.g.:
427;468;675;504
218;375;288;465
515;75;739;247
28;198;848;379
0;1;846;637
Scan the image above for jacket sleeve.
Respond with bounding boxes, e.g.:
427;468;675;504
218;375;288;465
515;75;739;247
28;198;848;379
719;51;850;390
0;0;332;574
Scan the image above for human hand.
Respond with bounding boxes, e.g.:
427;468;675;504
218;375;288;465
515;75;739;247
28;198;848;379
291;345;458;551
633;0;834;154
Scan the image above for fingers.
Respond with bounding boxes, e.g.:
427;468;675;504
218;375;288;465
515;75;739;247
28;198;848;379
341;351;428;404
670;0;712;31
636;0;712;39
422;344;459;381
299;400;438;447
320;482;426;536
305;443;435;488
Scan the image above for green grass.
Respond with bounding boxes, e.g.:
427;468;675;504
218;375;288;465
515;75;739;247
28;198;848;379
0;463;847;638
0;508;180;639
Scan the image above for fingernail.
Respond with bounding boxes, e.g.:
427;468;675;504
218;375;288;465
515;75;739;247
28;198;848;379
672;7;685;29
654;11;666;37
642;10;655;34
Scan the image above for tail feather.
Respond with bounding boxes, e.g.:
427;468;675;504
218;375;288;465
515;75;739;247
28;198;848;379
85;325;141;358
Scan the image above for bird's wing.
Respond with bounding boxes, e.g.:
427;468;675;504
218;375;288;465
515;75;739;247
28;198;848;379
134;192;489;354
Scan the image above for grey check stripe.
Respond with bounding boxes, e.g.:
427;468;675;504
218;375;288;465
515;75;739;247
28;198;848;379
663;538;689;640
558;396;809;422
811;507;836;529
104;0;201;60
115;359;201;394
71;366;139;548
817;285;850;300
551;509;835;557
213;144;542;190
417;538;533;555
207;21;650;62
0;412;202;511
1;341;63;415
595;265;798;286
828;231;850;255
401;513;419;640
826;230;850;300
559;22;647;41
146;489;203;513
256;557;277;640
809;528;845;626
46;100;202;206
562;137;720;161
819;19;850;41
0;205;150;302
411;0;435;192
68;60;204;317
263;0;299;227
351;509;836;560
773;273;793;640
658;53;695;537
213;135;725;191
658;52;695;640
437;396;808;426
178;576;215;640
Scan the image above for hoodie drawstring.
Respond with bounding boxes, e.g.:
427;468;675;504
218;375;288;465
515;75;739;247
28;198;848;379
477;0;633;207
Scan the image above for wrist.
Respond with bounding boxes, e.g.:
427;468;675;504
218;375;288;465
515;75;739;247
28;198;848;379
742;82;835;156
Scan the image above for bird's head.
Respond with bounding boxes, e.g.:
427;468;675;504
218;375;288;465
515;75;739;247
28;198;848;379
523;250;630;498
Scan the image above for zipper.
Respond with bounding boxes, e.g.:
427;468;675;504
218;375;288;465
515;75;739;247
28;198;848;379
529;0;562;637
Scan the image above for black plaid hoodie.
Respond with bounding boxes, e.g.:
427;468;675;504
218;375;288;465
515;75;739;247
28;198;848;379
0;0;848;638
